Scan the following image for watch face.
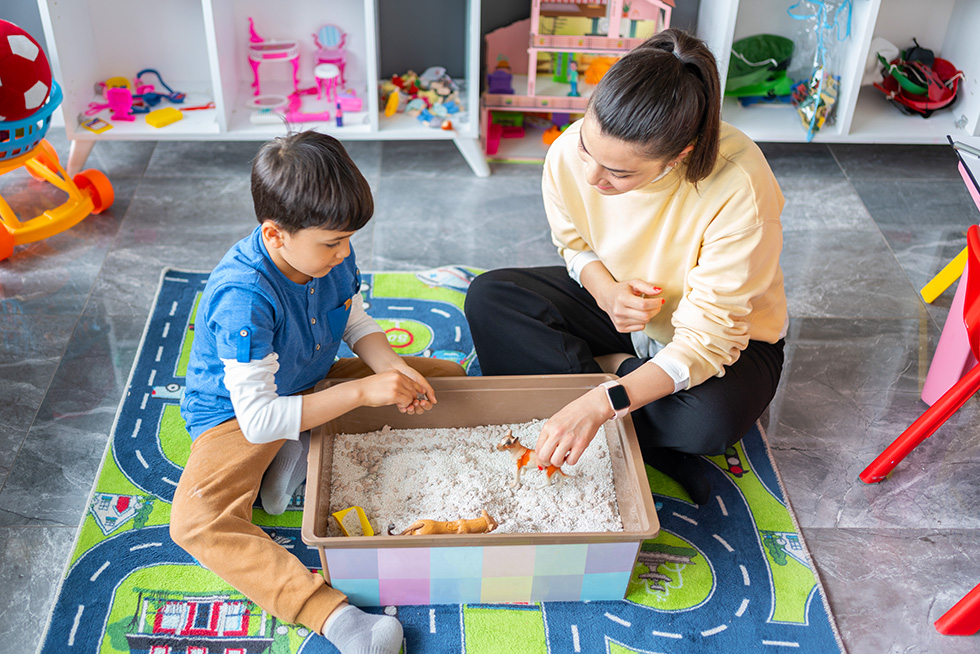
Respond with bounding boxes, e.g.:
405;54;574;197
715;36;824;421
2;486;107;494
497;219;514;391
607;383;630;411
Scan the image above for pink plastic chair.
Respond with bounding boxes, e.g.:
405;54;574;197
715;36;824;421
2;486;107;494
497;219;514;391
312;25;348;86
861;223;980;484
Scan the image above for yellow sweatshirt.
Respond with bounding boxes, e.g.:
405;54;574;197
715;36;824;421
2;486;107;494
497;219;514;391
543;120;787;388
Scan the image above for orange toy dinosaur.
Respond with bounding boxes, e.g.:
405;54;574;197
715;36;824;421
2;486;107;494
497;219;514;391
495;430;568;488
387;509;498;536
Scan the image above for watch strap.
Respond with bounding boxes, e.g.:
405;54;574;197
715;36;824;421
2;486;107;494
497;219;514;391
600;380;629;420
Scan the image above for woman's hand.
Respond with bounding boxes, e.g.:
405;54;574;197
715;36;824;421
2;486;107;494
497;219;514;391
534;388;612;467
596;279;665;333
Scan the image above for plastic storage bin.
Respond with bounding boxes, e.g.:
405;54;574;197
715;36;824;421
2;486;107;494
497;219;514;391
302;374;659;606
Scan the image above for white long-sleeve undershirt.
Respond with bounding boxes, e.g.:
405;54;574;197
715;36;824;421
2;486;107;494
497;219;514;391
222;293;383;444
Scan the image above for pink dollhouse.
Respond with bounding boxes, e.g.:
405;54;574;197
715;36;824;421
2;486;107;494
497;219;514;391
482;0;673;159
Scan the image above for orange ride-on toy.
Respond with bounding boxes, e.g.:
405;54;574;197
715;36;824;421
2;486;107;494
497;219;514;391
0;82;113;261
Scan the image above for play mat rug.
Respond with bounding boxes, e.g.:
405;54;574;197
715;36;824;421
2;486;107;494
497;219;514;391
38;268;844;654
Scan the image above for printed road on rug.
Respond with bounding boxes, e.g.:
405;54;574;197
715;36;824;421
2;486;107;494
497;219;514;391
38;267;843;654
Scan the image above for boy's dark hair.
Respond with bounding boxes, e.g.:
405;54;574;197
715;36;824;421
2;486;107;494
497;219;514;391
587;28;721;184
251;130;373;232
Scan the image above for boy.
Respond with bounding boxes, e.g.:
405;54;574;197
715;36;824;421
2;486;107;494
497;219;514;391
172;130;463;654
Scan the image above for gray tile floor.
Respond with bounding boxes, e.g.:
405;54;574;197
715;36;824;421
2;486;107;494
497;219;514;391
1;132;978;654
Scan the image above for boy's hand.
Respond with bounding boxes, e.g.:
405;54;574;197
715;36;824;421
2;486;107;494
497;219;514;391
597;279;664;333
388;362;437;414
355;369;433;414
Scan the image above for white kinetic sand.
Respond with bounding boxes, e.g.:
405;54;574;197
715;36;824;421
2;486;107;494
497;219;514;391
327;419;624;536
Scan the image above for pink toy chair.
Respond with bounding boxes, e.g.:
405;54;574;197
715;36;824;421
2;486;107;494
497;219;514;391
860;223;980;484
312;25;347;86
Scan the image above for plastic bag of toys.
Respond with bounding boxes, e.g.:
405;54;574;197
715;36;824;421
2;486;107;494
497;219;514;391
787;0;852;141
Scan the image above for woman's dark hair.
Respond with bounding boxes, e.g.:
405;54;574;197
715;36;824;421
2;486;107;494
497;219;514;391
587;28;721;184
250;130;373;233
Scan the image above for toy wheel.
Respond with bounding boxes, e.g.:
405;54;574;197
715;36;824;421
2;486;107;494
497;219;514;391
0;224;14;261
27;140;61;181
73;169;114;214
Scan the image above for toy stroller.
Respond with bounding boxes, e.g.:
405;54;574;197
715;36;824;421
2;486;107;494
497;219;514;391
0;82;113;261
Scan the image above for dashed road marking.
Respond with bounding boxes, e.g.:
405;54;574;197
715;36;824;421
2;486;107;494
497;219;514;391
90;561;110;582
713;533;734;552
604;612;631;627
69;604;84;645
672;512;698;526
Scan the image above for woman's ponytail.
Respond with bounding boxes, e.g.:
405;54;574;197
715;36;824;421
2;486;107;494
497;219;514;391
587;28;721;185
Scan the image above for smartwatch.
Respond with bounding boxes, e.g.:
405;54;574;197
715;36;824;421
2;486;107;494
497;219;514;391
599;380;630;420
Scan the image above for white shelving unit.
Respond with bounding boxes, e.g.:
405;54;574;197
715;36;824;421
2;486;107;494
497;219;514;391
488;0;980;162
36;0;489;177
700;0;980;144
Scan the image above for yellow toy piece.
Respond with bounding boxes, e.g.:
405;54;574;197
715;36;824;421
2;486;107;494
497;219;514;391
146;106;183;128
384;89;400;117
0;139;113;261
104;76;132;89
331;506;374;537
921;246;968;303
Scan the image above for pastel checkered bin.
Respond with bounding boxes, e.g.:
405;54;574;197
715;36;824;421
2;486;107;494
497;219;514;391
302;374;660;606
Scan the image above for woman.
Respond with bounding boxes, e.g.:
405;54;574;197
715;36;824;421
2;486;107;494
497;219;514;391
465;29;787;504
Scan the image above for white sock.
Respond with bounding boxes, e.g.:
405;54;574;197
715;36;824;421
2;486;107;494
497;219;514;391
259;431;310;515
323;604;404;654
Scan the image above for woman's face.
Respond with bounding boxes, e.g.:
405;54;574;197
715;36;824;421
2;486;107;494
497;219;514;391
577;115;677;195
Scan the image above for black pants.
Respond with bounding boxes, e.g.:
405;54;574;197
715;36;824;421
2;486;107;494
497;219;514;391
464;266;785;457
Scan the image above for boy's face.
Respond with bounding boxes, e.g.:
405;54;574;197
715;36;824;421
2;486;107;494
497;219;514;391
261;221;355;284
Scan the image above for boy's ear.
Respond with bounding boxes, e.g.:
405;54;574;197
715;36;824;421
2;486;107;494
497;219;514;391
260;220;286;248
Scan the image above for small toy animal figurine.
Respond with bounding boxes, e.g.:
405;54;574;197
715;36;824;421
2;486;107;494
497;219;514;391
495;430;567;488
387;509;498;536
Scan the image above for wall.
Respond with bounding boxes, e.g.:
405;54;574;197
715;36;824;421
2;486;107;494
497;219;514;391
1;2;49;55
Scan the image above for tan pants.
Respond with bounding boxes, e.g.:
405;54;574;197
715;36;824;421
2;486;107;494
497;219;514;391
171;357;464;631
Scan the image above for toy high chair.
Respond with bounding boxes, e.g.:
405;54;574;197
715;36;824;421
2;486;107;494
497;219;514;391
0;82;114;261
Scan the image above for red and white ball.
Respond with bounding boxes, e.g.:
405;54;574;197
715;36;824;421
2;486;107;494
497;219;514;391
0;19;52;122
